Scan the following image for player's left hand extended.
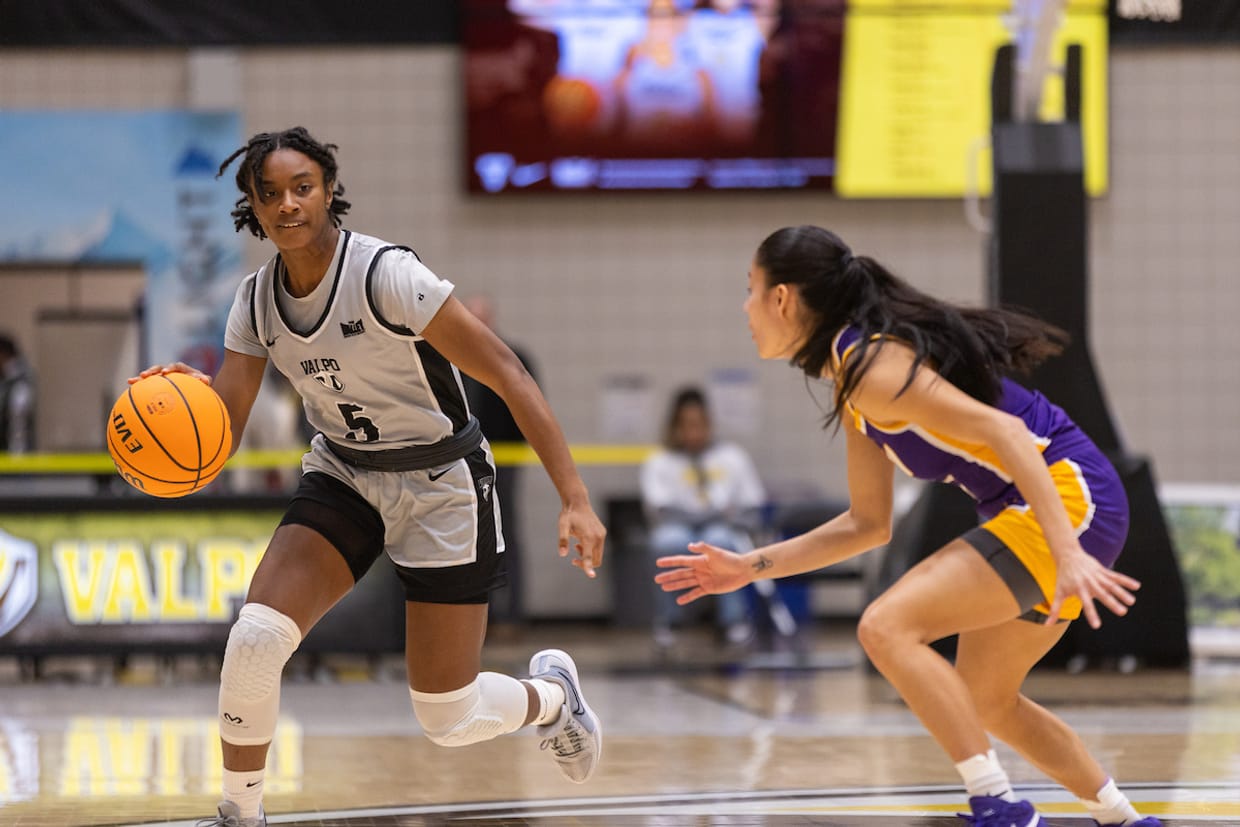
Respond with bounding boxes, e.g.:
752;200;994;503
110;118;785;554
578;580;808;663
654;541;751;606
559;502;606;578
1046;544;1141;629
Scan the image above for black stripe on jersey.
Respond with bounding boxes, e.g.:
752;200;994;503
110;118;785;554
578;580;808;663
246;272;261;343
365;245;422;336
272;230;351;337
417;341;470;432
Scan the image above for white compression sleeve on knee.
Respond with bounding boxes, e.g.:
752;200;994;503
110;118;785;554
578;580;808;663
219;603;301;747
410;672;529;747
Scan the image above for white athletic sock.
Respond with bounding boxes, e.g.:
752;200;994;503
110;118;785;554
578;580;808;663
955;749;1016;801
1083;778;1141;826
527;677;566;726
223;767;265;819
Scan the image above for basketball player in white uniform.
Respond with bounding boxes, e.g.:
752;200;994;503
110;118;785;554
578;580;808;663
510;0;648;134
685;0;775;145
613;0;718;151
135;127;606;827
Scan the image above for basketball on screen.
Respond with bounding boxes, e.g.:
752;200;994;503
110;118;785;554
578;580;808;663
106;373;232;498
543;76;603;134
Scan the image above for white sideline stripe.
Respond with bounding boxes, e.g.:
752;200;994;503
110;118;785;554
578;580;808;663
136;782;1240;826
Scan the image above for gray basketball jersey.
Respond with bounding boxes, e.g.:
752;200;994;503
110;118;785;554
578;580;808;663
226;230;469;450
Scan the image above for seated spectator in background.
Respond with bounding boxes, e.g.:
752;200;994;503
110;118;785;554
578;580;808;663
641;385;765;646
0;334;36;454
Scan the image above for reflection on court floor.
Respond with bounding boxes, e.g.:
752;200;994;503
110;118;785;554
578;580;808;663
133;784;1240;827
2;627;1238;827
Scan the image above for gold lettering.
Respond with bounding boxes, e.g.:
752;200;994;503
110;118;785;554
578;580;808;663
54;715;301;798
265;719;304;793
102;720;150;795
204;718;303;794
100;542;153;623
52;542;110;623
58;722;107;796
200;540;252;620
59;718;150;795
153;541;200;621
152;719;199;796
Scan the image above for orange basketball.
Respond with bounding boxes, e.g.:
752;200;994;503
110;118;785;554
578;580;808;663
543;76;603;133
106;373;232;498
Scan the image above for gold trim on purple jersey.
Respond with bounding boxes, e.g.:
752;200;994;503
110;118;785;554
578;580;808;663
830;325;1130;581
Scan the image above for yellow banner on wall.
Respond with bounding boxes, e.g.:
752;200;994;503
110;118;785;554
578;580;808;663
0;508;280;650
836;0;1108;198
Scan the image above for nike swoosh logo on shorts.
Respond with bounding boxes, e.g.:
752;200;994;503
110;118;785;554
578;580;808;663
427;465;454;482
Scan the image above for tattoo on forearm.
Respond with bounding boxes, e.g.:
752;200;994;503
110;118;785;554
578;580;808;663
752;555;773;573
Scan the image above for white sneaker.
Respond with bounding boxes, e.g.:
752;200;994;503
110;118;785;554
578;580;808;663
196;801;266;827
529;648;602;783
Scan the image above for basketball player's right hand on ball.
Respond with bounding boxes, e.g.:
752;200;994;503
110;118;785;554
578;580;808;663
654;541;749;605
130;362;211;385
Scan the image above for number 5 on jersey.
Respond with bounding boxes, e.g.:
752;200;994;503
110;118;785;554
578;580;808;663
337;402;380;442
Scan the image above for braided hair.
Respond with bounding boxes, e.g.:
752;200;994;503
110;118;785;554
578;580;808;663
216;126;352;238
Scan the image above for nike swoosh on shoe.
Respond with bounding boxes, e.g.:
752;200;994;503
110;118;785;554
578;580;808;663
550;666;589;718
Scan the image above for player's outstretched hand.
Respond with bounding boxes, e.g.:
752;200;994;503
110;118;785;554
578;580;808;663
559;500;606;579
129;362;211;385
1045;545;1141;630
654;541;751;606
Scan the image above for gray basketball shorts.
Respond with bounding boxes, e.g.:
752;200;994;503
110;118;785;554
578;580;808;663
290;434;508;604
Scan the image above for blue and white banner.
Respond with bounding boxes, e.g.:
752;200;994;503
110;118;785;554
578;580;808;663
0;111;242;374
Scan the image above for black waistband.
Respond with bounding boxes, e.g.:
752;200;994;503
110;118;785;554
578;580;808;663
324;417;483;472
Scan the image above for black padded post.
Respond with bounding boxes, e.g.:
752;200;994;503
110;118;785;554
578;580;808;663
873;43;1189;670
989;44;1119;452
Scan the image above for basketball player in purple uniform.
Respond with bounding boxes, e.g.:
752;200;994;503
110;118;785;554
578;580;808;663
655;225;1162;827
135;127;605;827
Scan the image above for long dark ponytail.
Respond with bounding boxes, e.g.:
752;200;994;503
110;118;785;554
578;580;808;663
754;226;1068;428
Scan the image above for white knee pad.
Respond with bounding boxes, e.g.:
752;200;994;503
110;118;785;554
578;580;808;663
219;603;301;746
410;672;528;748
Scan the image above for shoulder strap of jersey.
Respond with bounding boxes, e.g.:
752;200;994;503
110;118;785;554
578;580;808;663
830;325;866;372
245;269;262;342
364;244;422;337
249;255;279;346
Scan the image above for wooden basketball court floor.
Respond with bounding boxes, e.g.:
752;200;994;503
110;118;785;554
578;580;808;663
1;624;1237;827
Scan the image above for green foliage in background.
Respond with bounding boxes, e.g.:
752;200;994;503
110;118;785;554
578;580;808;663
1165;505;1240;627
